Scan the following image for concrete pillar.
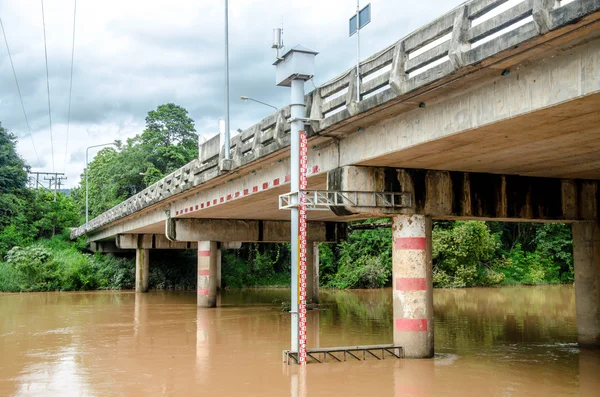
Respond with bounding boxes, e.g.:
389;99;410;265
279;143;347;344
135;248;149;293
391;214;433;358
312;242;320;304
306;243;314;304
217;247;222;291
197;241;218;307
573;222;600;347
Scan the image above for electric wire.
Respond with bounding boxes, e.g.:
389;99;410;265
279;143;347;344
41;0;55;172
63;0;77;172
0;18;42;168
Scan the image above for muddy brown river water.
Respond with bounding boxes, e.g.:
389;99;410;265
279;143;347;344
1;285;599;396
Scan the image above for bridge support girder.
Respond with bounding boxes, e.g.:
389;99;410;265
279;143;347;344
165;219;346;243
327;166;599;222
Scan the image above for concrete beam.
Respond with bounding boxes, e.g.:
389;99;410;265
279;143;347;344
116;234;197;250
328;166;599;222
165;219;347;243
89;241;131;253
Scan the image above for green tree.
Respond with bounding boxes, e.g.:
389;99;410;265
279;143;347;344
71;104;199;222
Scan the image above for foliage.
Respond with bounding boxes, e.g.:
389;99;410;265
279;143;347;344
0;123;80;257
70;104;198;222
221;243;291;288
432;221;506;287
0;235;134;292
323;222;392;289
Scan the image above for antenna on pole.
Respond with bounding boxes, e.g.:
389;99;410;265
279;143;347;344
272;27;284;60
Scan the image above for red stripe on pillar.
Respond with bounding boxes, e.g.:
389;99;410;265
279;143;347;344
395;318;428;331
198;250;211;257
394;237;426;250
197;289;210;295
198;270;210;276
395;278;427;291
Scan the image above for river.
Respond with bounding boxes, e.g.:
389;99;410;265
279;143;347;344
1;285;599;396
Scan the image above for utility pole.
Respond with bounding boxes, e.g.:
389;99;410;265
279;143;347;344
28;171;65;191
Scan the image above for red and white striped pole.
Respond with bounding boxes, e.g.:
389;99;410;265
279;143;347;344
391;214;434;358
297;130;308;364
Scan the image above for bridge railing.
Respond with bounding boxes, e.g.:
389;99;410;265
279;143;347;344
72;0;600;238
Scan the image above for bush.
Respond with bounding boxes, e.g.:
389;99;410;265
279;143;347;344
0;236;135;292
432;221;506;288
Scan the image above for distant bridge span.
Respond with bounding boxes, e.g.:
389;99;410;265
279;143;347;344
73;0;600;358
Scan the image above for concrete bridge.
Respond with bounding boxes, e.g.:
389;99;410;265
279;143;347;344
72;0;600;358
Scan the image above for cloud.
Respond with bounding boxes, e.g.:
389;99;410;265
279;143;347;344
1;0;460;187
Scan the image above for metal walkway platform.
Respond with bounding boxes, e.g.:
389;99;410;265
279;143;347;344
283;344;404;364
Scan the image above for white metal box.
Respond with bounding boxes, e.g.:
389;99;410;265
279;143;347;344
274;45;318;87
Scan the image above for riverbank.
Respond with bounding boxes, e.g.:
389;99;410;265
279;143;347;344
0;219;575;293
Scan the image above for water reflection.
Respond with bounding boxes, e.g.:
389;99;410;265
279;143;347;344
0;286;596;396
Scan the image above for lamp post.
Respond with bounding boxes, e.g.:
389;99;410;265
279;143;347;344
240;96;279;112
85;142;116;226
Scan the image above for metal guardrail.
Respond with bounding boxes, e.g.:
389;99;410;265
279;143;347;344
279;190;412;210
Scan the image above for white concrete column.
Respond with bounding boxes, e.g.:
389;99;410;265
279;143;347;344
306;243;314;304
312;242;320;304
573;222;600;347
198;241;218;307
392;214;433;358
135;248;149;293
217;246;222;291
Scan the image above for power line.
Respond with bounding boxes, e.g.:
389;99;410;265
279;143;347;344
41;0;55;172
0;18;42;168
64;0;77;172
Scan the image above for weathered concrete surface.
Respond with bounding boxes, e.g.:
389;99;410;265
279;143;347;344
197;241;218;308
165;219;346;243
311;242;320;304
392;214;433;359
328;166;600;222
71;0;600;243
573;221;600;347
135;248;149;293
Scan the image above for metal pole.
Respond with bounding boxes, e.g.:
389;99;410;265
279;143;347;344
290;78;305;359
356;0;361;102
224;0;231;160
53;173;57;201
86;148;89;224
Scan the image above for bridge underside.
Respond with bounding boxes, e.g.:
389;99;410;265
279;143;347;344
114;90;600;238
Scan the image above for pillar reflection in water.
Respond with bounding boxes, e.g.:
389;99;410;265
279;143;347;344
286;364;306;397
196;308;217;368
133;292;148;340
393;359;435;397
579;348;600;396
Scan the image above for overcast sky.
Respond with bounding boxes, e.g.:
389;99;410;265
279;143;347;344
1;0;462;188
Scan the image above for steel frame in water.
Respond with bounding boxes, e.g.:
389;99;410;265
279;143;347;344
283;344;404;365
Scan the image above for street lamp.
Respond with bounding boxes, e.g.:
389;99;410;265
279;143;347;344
240;96;278;112
85;142;116;226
